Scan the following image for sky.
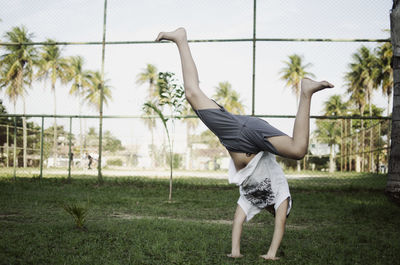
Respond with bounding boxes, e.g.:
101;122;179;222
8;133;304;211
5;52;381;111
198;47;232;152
0;0;394;150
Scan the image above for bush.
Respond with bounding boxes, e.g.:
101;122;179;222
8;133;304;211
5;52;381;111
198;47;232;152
106;158;123;166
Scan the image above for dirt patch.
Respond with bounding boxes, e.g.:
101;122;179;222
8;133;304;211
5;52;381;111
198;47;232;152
110;212;232;225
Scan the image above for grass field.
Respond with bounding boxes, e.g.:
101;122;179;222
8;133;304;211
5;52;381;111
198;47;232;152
0;173;399;265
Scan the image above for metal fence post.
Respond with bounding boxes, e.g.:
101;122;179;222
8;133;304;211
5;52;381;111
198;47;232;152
251;0;257;116
97;0;108;183
340;119;343;172
13;117;17;180
68;117;72;180
350;119;353;171
6;125;9;168
39;117;44;179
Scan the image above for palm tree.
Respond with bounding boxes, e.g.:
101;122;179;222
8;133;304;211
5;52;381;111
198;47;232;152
84;71;112;111
280;54;314;171
136;64;158;99
375;41;393;169
345;63;366;172
314;119;341;172
321;95;348;172
36;39;69;160
136;64;159;167
66;55;92;157
0;26;37;167
279;54;315;108
375;42;393;117
213;82;245;114
352;47;379;115
345;46;379;172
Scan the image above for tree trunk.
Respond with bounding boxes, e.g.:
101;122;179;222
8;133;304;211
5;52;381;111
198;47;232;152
386;0;400;204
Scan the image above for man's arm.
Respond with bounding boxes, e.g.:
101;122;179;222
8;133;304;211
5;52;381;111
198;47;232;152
261;198;289;260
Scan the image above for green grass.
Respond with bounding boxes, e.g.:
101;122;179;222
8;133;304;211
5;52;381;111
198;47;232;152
0;174;399;265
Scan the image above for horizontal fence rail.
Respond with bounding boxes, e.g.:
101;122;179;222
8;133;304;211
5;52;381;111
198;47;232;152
0;115;391;181
0;38;391;47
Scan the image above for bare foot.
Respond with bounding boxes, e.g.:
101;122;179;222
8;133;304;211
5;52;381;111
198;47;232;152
227;253;243;258
260;254;280;260
155;27;187;43
301;77;334;97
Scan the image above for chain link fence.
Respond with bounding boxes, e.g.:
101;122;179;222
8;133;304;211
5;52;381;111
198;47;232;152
0;115;391;179
0;0;393;187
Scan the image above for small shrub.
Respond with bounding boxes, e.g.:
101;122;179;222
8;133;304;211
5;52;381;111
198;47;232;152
62;203;89;230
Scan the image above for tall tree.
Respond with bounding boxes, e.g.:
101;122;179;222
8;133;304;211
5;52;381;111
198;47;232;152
0;26;37;167
386;0;400;204
136;64;159;167
136;64;158;98
375;42;394;116
279;54;315;108
345;47;376;172
353;46;380;115
280;54;314;171
351;46;379;172
320;95;348;172
37;39;69;159
66;56;91;156
84;71;112;111
213;82;245;114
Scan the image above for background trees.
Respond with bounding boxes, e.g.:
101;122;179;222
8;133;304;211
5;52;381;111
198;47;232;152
0;23;393;174
0;26;37;167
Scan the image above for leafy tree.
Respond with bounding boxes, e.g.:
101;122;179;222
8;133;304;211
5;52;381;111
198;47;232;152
43;125;75;162
84;127;124;153
143;71;185;201
103;131;124;153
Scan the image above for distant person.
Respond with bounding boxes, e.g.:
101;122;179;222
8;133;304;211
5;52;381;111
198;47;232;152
87;153;93;170
156;28;334;260
69;152;74;167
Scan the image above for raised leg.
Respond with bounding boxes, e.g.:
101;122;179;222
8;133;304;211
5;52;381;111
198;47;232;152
156;28;219;110
267;78;334;160
227;205;246;258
